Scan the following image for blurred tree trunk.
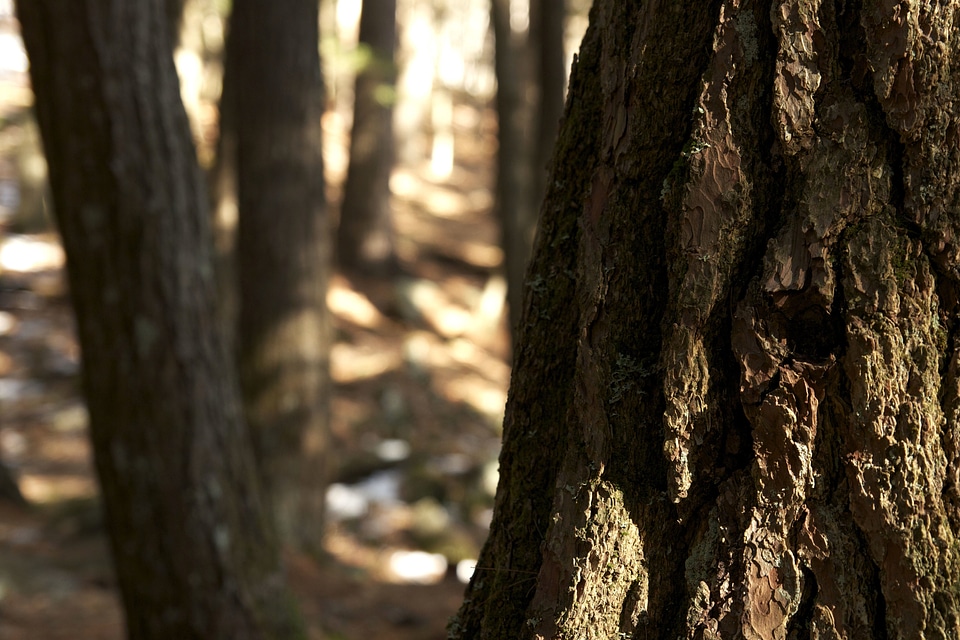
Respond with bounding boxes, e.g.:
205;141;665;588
491;0;566;343
490;0;535;341
211;8;238;346
452;1;960;638
15;1;303;638
530;0;566;202
0;458;25;506
228;0;330;551
338;0;400;278
165;0;185;45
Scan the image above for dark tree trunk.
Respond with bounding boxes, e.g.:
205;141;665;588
210;60;239;347
15;1;303;638
491;0;536;340
452;1;960;638
530;0;566;204
210;2;239;347
165;0;185;45
338;0;399;278
0;458;25;506
229;0;330;551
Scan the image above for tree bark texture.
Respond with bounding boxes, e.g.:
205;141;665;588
15;1;303;638
229;0;330;550
452;1;960;638
338;0;399;277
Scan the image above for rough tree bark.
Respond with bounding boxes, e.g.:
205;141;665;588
228;0;330;550
338;0;400;278
452;1;960;639
15;1;303;638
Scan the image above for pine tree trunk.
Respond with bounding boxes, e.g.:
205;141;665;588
229;0;330;551
338;0;399;278
15;1;304;637
491;0;537;340
452;1;960;638
530;0;566;205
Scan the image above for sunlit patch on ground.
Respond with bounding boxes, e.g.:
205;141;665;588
0;235;63;273
386;550;448;584
17;473;97;505
328;277;388;329
331;341;403;384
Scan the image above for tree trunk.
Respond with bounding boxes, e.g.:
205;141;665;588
0;458;25;506
338;0;400;278
15;1;303;638
530;0;567;205
491;0;536;340
229;0;330;551
210;73;239;348
211;0;239;348
452;1;960;639
165;0;185;45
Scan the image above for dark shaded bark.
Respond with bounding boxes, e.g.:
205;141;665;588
15;1;303;638
452;1;960;638
228;0;330;550
338;0;399;278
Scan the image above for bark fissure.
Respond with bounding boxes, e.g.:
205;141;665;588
848;513;889;639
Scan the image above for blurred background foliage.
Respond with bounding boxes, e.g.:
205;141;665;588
0;0;589;637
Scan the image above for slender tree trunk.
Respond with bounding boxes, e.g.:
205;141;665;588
229;0;330;551
491;0;536;340
452;1;960;638
530;0;566;204
15;1;303;638
211;8;239;349
0;459;25;506
338;0;400;278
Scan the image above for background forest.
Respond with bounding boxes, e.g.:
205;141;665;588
0;0;589;637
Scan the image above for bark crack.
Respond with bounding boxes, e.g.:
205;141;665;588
851;517;890;640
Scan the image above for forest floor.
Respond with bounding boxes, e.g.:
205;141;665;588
0;18;512;639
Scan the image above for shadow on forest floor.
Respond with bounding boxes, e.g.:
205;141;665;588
0;26;510;640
